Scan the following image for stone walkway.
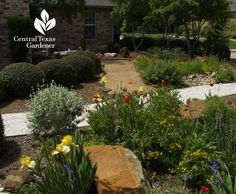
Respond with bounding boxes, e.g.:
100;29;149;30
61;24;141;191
2;83;236;137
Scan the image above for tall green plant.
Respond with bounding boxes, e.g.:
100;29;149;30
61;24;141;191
7;16;32;62
20;133;96;194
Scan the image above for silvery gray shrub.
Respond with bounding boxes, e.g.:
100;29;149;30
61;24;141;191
27;83;83;138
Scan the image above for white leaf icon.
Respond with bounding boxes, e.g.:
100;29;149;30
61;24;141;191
41;9;49;23
46;18;56;31
34;18;46;35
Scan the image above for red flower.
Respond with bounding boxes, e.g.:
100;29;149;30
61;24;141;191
200;185;210;193
123;88;128;92
124;95;131;104
209;83;214;87
143;92;148;97
161;79;166;85
133;90;139;95
186;99;191;106
167;87;171;93
226;100;233;106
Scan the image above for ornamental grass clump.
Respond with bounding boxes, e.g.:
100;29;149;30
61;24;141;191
19;133;96;194
28;83;83;138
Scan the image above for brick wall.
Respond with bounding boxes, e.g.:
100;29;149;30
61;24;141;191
0;0;29;63
47;7;113;51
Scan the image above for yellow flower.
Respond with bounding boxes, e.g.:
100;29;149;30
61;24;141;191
139;86;144;92
20;156;31;167
52;143;71;156
62;135;73;146
20;156;35;171
100;76;108;83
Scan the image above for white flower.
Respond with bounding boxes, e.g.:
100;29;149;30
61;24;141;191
62;146;71;154
29;161;36;169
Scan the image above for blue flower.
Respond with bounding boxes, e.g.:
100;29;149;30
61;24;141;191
184;175;188;189
210;159;219;174
214;179;221;186
63;164;73;175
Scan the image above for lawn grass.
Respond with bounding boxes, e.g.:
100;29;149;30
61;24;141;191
228;40;236;50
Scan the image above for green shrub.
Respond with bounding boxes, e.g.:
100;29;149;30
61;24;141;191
216;68;234;83
20;133;96;194
107;42;120;53
0;64;8;71
99;44;109;54
38;59;77;87
19;182;39;194
176;133;218;186
63;54;96;82
0;63;45;98
0;114;4;154
142;60;183;86
147;48;184;61
224;19;236;39
27;83;83;138
89;87;184;163
119;47;130;58
7;16;32;62
75;51;102;74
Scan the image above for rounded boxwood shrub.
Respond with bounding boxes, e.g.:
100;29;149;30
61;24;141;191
38;59;77;88
0;63;45;98
27;83;83;137
76;51;102;74
62;54;96;82
99;44;109;54
0;113;4;154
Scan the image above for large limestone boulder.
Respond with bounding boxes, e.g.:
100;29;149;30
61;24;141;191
85;145;149;194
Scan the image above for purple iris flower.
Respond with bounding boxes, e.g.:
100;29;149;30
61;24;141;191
214;179;221;186
210;159;219;174
63;164;73;175
184;175;188;189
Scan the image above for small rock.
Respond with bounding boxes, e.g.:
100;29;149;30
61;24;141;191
96;53;104;58
210;72;216;78
104;53;118;57
0;187;4;192
4;175;24;191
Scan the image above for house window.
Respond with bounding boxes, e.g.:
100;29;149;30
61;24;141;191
85;12;96;40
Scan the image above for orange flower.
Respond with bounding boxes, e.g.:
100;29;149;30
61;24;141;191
209;83;214;87
128;81;134;85
124;95;131;104
167;87;171;93
133;90;139;94
143;92;148;97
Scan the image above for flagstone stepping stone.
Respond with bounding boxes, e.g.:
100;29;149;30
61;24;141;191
85;145;149;194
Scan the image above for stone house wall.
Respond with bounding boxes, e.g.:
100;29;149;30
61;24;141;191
0;0;29;63
47;7;113;51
